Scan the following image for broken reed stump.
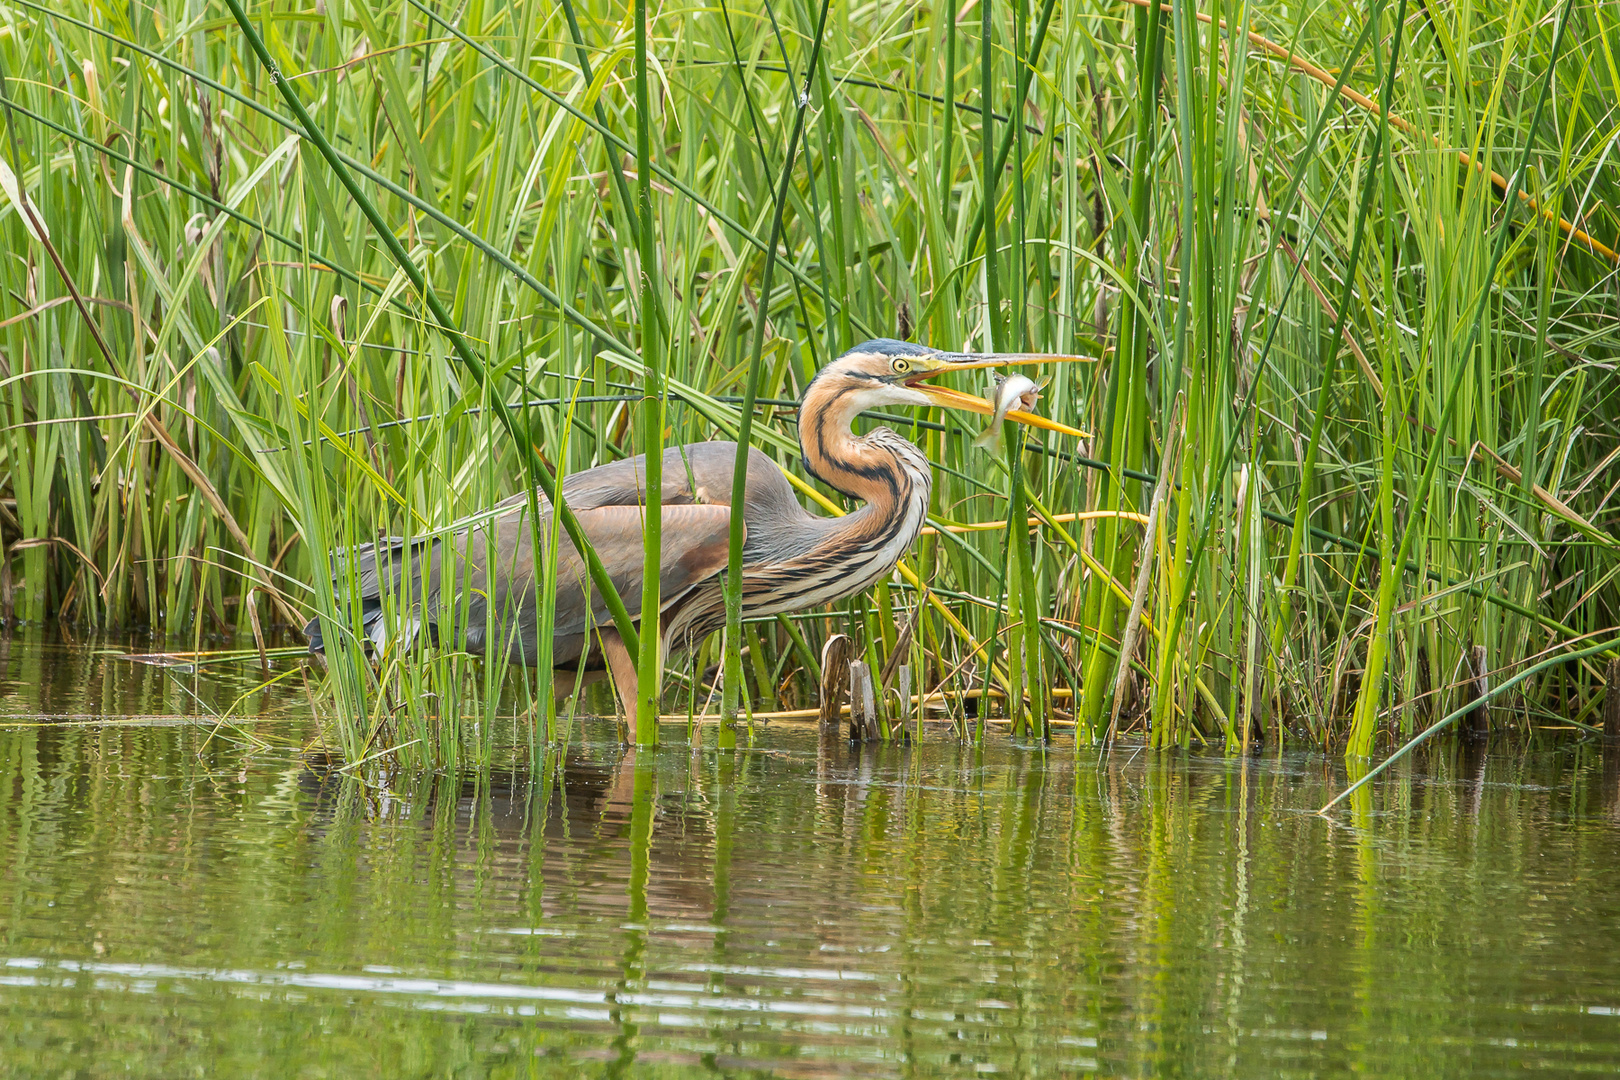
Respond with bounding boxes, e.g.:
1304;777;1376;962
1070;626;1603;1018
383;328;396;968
1605;658;1620;745
849;660;879;743
818;634;853;739
849;660;868;742
1464;645;1490;741
861;664;880;741
1604;659;1620;822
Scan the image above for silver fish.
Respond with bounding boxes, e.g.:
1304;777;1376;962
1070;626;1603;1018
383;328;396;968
973;374;1041;450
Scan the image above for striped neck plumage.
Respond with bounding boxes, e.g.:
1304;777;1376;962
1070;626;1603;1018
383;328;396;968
700;373;937;621
797;375;932;519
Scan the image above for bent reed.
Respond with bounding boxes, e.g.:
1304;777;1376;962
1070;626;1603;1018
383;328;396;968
1;0;1617;766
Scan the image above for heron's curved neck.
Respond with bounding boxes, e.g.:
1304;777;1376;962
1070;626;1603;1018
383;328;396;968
798;382;930;516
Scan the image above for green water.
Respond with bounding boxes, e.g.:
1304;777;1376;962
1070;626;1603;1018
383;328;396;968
2;633;1620;1077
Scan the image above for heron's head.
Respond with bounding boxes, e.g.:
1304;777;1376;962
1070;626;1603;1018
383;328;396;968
804;338;1088;437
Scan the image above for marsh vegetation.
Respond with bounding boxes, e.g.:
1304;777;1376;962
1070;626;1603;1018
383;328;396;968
1;0;1617;767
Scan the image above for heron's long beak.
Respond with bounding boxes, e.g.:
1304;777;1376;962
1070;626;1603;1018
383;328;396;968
905;352;1092;439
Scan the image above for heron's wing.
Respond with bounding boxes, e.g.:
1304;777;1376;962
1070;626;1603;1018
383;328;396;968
545;503;735;642
554;442;778;510
317;500;738;663
453;455;696;522
478;444;789;524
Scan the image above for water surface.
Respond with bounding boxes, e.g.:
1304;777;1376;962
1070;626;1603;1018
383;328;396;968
2;632;1619;1077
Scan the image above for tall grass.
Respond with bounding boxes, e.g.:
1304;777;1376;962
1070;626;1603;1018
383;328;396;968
1;0;1617;767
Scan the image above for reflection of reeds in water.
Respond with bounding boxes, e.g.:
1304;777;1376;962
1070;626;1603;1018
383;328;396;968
7;714;1620;1073
1;0;1618;766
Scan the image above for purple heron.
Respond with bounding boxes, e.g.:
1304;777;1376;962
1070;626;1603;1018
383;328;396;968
304;339;1082;712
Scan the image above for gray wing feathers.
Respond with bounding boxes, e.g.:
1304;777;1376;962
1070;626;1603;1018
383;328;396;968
309;441;796;664
313;500;735;666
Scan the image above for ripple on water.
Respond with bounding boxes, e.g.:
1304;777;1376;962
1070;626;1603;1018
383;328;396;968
1;632;1620;1076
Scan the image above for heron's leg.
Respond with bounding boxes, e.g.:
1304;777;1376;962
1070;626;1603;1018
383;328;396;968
550;667;607;699
599;629;639;725
603;747;638;819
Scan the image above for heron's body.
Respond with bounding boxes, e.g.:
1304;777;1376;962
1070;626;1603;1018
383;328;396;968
305;339;1077;713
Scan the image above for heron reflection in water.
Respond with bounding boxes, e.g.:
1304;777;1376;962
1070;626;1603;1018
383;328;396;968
305;339;1083;715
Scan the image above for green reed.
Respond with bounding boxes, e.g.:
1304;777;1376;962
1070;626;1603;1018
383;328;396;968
631;0;663;747
0;0;1617;768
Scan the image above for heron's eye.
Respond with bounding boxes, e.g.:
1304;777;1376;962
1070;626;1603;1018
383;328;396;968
892;359;912;375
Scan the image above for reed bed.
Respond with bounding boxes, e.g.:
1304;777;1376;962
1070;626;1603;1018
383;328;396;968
1;0;1617;767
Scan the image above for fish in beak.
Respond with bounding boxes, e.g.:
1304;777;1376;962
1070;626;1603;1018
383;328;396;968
899;350;1091;440
972;374;1043;451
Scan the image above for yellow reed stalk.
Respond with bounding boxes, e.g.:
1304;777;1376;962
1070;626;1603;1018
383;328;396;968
1116;0;1619;263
